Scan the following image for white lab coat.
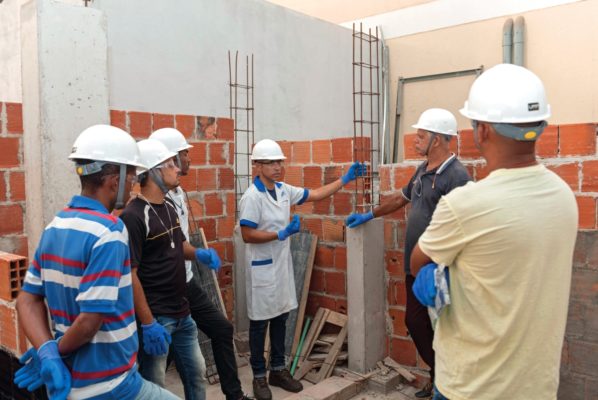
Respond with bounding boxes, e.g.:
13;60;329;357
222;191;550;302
239;177;309;320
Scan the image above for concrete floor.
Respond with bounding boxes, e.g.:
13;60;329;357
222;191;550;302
165;364;421;400
165;363;314;399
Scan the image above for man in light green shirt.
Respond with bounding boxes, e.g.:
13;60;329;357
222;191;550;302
411;64;578;400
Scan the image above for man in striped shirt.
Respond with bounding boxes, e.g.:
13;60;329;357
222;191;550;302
15;125;180;400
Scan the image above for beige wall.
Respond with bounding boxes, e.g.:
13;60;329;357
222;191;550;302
388;0;598;148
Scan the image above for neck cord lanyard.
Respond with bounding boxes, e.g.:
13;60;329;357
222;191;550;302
166;191;185;216
138;194;175;249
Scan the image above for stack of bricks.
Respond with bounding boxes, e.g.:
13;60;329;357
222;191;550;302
110;110;237;319
0;102;28;259
0;252;28;354
380;123;598;391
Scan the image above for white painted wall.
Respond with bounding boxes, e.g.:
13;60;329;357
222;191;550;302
91;0;354;141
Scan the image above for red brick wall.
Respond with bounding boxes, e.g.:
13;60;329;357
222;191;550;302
381;123;598;394
277;138;368;319
0;103;28;258
0;102;28;355
110;110;236;319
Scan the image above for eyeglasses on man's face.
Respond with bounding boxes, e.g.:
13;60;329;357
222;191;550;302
257;160;284;166
156;160;178;170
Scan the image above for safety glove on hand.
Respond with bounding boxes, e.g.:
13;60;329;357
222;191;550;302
195;248;221;271
37;340;71;400
278;215;300;241
345;211;374;228
141;320;172;356
341;162;367;185
413;263;449;307
14;347;44;392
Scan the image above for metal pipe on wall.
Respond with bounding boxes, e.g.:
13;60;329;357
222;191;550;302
513;16;525;66
502;18;513;64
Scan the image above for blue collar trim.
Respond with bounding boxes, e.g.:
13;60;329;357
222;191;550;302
254;176;282;193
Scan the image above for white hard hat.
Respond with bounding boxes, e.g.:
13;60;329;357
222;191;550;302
460;64;551;124
251;139;287;161
69;125;145;170
412;108;458;136
150;128;193;153
137;139;177;172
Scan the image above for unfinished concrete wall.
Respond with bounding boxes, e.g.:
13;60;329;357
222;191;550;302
20;0;111;254
90;0;353;142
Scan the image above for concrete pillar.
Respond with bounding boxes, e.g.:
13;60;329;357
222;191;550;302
20;0;110;251
233;225;249;331
347;217;385;373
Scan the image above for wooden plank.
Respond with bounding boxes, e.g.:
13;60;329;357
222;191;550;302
308;351;348;361
294;360;316;380
326;310;348;327
318;334;346;344
383;356;416;382
316;322;348;382
294;308;329;379
188;228;228;383
286;233;318;357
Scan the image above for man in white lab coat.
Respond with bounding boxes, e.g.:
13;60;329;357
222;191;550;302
239;139;364;400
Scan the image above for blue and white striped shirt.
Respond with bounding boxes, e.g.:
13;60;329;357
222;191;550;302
22;195;142;399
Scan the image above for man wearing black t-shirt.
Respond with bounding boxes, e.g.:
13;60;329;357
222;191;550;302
121;139;220;400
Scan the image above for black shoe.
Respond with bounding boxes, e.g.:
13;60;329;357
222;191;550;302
415;382;433;398
252;377;272;400
238;394;255;400
269;369;303;393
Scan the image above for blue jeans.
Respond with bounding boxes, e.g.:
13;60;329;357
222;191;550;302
432;385;450;400
135;377;182;399
139;315;206;400
249;312;289;377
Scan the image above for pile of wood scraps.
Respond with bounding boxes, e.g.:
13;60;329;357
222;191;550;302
291;307;348;384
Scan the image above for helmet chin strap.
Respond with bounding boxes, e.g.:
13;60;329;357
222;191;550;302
149;169;170;194
114;164;127;209
423;132;437;157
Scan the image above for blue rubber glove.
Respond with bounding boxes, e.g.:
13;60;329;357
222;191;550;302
37;340;71;400
195;248;221;271
278;215;300;241
413;263;450;307
345;211;374;228
14;347;44;392
341;162;366;185
141;320;172;356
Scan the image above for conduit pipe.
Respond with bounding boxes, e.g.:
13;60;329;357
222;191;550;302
513;16;525;66
502;18;513;64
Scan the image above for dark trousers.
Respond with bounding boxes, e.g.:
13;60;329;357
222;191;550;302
405;274;435;382
249;312;289;377
187;275;243;400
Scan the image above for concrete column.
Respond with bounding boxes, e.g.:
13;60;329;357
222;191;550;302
20;0;110;251
347;217;385;373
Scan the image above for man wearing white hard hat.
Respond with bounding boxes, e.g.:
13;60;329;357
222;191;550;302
15;126;180;399
411;64;578;400
240;139;365;400
120;139;219;400
151;128;250;400
345;108;470;398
